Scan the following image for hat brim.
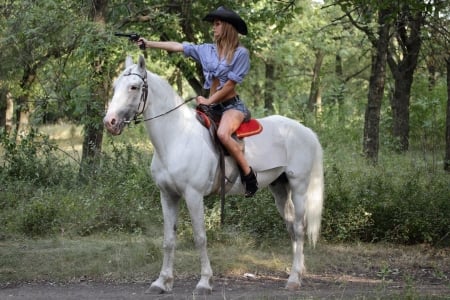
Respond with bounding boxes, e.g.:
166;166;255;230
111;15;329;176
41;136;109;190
203;7;248;35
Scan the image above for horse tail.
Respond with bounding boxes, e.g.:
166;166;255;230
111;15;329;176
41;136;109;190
305;138;324;247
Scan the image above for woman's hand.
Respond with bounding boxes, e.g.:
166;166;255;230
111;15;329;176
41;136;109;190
196;96;210;105
137;38;148;49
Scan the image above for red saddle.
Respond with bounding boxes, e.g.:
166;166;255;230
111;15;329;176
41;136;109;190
196;109;263;138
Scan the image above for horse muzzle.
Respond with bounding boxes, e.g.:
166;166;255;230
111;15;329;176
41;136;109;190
103;114;125;135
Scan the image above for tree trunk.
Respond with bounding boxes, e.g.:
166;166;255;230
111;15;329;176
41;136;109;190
13;65;36;135
308;50;324;114
79;0;108;177
387;7;423;151
0;86;13;134
0;86;7;130
444;57;450;172
363;9;390;163
264;61;275;113
80;101;104;174
389;68;414;151
335;51;345;122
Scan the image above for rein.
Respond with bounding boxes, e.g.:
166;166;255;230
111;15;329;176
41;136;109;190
139;96;196;123
122;70;196;125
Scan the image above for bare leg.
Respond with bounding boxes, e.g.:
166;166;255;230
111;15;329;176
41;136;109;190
217;110;258;197
217;110;250;174
146;192;180;294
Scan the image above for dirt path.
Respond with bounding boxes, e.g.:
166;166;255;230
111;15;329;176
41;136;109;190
1;273;448;300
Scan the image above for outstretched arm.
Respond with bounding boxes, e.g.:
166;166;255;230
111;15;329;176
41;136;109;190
138;38;183;52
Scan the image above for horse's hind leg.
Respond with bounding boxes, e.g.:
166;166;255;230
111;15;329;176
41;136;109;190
285;178;308;290
269;173;295;238
146;192;180;294
270;173;308;290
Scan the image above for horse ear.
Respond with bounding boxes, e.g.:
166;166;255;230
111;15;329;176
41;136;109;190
138;55;146;71
125;56;133;68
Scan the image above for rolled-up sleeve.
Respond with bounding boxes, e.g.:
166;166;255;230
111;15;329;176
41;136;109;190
228;47;250;84
182;42;200;61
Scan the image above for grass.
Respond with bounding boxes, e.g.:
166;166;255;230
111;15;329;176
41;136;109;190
1;234;449;299
1;232;448;285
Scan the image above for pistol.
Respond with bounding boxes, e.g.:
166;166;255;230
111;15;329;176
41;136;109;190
114;32;145;50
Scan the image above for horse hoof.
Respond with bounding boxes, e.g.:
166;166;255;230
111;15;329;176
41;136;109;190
145;285;167;294
194;286;212;295
285;281;301;291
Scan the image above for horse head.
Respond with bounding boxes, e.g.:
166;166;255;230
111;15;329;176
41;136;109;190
104;55;148;135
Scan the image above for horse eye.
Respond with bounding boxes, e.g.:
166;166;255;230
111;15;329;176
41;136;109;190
130;85;138;91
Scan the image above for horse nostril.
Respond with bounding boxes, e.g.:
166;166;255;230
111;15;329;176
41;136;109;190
110;118;116;126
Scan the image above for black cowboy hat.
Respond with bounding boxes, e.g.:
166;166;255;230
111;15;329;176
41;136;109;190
203;6;248;35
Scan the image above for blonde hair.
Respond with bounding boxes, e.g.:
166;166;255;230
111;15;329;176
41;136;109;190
215;21;239;64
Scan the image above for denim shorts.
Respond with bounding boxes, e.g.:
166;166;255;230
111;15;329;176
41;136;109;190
211;96;251;122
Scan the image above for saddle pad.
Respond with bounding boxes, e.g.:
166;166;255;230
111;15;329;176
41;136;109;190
236;119;263;138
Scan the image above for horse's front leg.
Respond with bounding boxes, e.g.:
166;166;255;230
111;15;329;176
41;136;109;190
185;188;213;294
146;192;180;294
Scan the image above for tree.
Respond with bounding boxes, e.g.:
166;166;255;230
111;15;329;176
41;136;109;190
446;56;450;172
79;0;110;177
387;2;427;152
0;1;79;136
362;8;391;163
338;1;393;162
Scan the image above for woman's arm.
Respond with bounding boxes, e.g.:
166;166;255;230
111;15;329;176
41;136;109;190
197;80;237;105
138;39;184;52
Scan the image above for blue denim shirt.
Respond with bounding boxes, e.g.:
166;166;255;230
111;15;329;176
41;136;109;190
182;43;250;90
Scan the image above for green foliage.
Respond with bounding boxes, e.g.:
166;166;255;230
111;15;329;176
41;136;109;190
0;128;74;185
323;154;450;245
20;198;59;236
224;191;286;241
0;131;160;237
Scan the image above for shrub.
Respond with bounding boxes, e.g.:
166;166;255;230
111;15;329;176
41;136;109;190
20;198;59;236
322;154;450;245
0;128;75;186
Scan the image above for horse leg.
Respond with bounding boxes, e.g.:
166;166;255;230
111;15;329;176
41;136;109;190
285;180;308;290
146;192;180;294
185;189;213;294
270;174;306;290
269;173;295;239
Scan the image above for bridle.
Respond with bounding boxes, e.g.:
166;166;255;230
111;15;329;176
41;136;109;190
122;70;195;125
122;70;148;124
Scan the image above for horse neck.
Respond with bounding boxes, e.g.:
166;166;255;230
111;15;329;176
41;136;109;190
143;73;198;147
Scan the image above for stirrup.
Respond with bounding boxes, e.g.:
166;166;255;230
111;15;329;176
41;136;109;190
242;167;258;198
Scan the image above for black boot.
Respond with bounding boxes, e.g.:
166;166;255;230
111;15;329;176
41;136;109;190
241;167;258;198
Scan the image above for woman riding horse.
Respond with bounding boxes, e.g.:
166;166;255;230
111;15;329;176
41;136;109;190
137;6;258;197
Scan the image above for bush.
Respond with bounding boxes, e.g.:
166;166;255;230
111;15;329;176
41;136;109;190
0;128;75;186
323;154;450;245
1;123;448;246
20;198;59;236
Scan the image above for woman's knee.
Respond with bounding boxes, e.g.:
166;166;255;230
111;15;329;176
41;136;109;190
216;129;230;143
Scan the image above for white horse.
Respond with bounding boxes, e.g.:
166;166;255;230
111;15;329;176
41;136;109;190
104;55;324;294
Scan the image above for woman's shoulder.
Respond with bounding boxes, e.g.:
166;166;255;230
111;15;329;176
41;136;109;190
234;46;249;59
236;45;249;55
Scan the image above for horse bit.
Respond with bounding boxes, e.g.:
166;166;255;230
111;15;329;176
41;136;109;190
122;70;195;125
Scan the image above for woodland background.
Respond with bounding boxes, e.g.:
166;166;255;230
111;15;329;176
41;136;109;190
0;0;449;246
